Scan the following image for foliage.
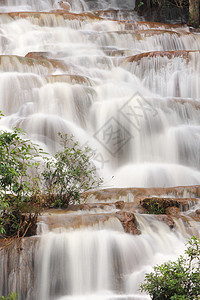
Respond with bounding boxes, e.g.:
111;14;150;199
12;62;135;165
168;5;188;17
0;123;103;237
42;133;103;208
0;128;43;238
0;292;18;300
141;198;165;214
140;236;200;300
138;1;144;8
146;199;164;214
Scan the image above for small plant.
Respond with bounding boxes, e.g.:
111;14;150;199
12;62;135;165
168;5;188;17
141;198;165;214
0;292;18;300
42;133;103;208
148;200;164;214
140;236;200;299
138;1;144;8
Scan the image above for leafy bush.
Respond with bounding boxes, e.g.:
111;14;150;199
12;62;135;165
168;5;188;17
140;236;200;300
42;133;103;207
141;198;165;214
0;128;103;238
0;128;43;238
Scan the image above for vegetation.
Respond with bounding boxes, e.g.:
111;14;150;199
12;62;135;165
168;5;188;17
141;198;165;214
42;133;103;208
140;236;200;299
0;292;18;300
0;128;43;238
0;128;102;239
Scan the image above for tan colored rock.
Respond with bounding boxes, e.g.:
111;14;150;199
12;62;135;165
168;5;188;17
115;211;140;235
156;215;175;229
25;52;50;60
83;185;200;207
4;11;102;22
58;1;71;12
123;50;198;64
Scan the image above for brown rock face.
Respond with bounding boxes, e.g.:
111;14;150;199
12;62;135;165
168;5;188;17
67;202;116;212
165;206;181;215
115;201;125;210
0;237;39;299
156;215;175;229
83;185;200;207
141;197;198;214
115;211;140;235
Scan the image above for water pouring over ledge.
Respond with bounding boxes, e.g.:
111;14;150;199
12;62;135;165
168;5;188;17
0;0;200;187
0;0;200;299
35;218;184;300
1;208;193;300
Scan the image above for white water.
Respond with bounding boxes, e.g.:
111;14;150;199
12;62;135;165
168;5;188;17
0;1;200;300
1;203;199;300
0;1;200;187
34;215;186;300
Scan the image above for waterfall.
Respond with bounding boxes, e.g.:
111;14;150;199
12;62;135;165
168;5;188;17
34;214;188;300
0;0;200;299
0;0;200;187
1;212;189;300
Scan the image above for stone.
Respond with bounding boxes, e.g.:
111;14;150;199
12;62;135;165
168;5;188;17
156;215;175;229
115;201;125;210
141;197;198;214
58;1;71;12
165;206;181;215
115;211;140;235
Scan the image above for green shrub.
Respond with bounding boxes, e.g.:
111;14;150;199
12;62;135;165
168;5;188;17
140;236;200;300
0;128;43;238
0;127;103;237
42;133;103;207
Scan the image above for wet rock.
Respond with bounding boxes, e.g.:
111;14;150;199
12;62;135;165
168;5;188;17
0;55;52;73
5;11;102;22
68;203;116;212
25;52;50;60
123;50;192;64
26;53;68;71
141;197;198;214
141;197;174;214
46;74;93;86
165;206;181;215
83;185;200;207
123;202;137;213
38;212;123;232
58;1;71;12
0;237;39;300
186;212;200;223
156;215;175;229
115;201;125;210
115;211;140;235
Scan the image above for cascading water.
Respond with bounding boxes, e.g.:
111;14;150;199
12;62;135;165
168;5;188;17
1;196;200;300
0;0;200;299
0;0;200;187
34;217;186;300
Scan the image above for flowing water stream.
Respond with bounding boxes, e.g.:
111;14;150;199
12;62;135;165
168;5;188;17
0;0;200;299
